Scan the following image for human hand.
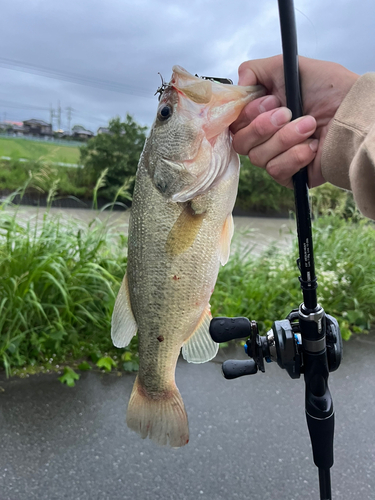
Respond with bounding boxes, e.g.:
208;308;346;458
231;55;359;188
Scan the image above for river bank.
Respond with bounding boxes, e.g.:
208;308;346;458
7;205;296;257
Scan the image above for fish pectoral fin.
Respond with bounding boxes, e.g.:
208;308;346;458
165;202;205;256
219;214;234;266
182;305;218;364
111;273;138;348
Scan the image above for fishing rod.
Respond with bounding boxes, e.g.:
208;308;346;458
209;1;343;498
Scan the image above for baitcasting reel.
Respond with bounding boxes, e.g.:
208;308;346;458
210;305;343;382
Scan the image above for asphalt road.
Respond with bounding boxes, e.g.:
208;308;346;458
1;333;374;500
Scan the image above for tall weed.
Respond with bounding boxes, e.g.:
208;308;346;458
0;181;129;375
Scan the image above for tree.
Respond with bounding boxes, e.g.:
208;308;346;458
79;115;147;200
236;156;294;213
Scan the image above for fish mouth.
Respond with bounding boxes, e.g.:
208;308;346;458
170;65;265;139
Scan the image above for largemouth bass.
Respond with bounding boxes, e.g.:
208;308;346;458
111;66;264;447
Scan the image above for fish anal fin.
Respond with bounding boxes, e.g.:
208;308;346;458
111;273;138;348
182;305;218;364
219;214;234;266
165;203;205;257
126;376;189;448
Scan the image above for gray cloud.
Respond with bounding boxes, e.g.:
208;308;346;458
0;0;374;131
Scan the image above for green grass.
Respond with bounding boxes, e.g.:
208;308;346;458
212;214;375;340
0;137;80;164
0;180;374;379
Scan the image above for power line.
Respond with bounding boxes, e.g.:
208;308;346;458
0;99;49;111
0;56;154;98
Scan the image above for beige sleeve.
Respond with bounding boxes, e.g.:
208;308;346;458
321;73;375;220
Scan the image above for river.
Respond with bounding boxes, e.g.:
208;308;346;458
10;206;296;256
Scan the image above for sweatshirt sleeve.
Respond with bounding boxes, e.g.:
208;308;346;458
321;73;375;220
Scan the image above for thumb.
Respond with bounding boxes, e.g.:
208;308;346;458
238;65;258;86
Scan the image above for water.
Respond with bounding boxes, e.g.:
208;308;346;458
10;206;296;256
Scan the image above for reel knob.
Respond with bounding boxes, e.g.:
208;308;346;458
222;360;258;379
210;317;251;343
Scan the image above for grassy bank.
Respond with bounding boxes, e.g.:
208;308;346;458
0;185;374;382
0;137;80;163
0;160;92;199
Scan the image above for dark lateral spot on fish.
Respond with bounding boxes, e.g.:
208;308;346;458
173;275;180;280
157;335;164;342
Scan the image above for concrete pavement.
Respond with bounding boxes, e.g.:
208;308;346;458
1;333;374;500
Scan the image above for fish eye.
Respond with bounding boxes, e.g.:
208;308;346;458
158;105;172;121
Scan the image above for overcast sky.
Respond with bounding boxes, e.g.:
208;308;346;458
1;0;374;133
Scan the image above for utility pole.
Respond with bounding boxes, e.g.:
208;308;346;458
50;104;55;129
66;106;73;135
57;101;61;131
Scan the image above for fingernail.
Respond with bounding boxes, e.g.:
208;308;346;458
271;107;292;126
309;139;319;152
259;95;279;113
295;116;316;134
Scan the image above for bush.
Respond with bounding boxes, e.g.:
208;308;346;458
236;156;355;217
236;156;295;213
80;115;147;200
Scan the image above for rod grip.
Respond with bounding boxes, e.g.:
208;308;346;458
306;412;334;469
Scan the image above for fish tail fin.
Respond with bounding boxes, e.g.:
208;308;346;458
126;376;189;448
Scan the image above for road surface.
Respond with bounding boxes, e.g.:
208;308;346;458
1;333;374;500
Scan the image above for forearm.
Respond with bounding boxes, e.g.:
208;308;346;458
322;73;375;220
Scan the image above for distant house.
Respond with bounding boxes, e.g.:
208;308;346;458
11;124;26;136
55;129;68;139
0;121;25;136
23;119;53;137
71;125;94;141
97;127;110;135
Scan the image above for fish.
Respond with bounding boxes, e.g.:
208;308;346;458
111;66;264;447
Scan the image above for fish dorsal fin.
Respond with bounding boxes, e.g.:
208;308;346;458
219;214;234;266
182;305;218;363
111;273;138;348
